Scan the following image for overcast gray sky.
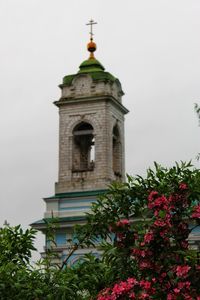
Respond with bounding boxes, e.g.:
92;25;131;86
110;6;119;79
0;0;200;254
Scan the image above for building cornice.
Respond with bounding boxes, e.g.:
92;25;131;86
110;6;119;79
54;95;129;115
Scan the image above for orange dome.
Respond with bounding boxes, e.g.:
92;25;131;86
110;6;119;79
87;40;97;53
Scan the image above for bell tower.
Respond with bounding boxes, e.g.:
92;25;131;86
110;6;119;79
55;26;128;194
32;21;129;264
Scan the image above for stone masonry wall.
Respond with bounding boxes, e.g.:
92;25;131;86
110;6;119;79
54;73;127;194
55;99;126;194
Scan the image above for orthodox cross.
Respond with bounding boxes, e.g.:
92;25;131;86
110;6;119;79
86;19;97;39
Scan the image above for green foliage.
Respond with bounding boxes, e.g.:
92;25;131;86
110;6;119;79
0;225;80;299
74;162;200;298
0;225;36;266
0;162;199;299
0;225;107;299
75;161;200;243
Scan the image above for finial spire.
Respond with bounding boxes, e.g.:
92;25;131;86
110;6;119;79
86;19;97;59
86;19;97;40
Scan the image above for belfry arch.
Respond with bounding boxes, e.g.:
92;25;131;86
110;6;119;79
112;124;122;178
72;122;95;172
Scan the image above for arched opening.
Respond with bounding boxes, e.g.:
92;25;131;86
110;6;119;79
72;122;95;171
112;125;122;177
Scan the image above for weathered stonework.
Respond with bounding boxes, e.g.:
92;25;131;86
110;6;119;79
54;72;128;194
61;74;123;103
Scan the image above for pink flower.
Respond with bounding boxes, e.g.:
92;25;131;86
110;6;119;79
129;292;136;299
159;229;167;237
116;219;130;227
154;219;167;227
173;288;180;294
176;265;191;278
148;191;159;202
112;280;133;296
154;196;168;207
178;281;190;289
139;293;149;299
127;277;138;286
179;183;188;190
144;231;154;244
139;280;151;290
139;260;152;269
112;281;126;295
97;287;113;300
191;204;200;219
161;272;167;278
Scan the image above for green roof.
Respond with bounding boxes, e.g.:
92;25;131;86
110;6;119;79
44;189;108;200
62;74;75;86
78;58;105;73
31;216;86;226
62;57;118;86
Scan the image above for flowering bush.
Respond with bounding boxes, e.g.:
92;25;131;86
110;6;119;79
96;184;200;299
75;162;200;299
1;162;199;299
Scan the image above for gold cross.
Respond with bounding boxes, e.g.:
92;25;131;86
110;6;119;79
86;19;97;40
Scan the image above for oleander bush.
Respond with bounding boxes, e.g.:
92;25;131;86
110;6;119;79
0;162;200;299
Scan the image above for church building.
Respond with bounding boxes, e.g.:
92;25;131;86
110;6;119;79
31;21;129;265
